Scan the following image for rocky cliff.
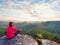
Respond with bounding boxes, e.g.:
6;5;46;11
0;34;38;45
0;34;60;45
37;39;60;45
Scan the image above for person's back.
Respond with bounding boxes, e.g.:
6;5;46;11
6;26;18;39
5;22;18;39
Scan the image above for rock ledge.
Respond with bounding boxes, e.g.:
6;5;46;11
0;34;38;45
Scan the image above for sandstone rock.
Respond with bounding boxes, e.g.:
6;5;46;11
0;34;38;45
37;39;60;45
50;41;60;45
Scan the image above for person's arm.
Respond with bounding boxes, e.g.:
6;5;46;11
14;26;18;32
4;31;6;35
14;27;20;35
5;28;7;35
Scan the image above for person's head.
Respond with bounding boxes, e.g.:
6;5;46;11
9;22;14;26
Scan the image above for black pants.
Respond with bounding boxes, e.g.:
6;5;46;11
15;31;20;36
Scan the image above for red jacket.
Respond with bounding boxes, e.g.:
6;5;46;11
6;26;18;39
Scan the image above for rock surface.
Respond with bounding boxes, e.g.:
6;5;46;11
0;34;60;45
37;39;60;45
0;34;38;45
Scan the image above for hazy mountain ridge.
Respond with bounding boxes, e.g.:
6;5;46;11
0;21;60;34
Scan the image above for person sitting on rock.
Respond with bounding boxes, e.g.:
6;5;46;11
5;22;20;39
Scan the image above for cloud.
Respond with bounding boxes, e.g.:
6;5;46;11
0;0;60;22
27;2;58;18
0;0;60;9
0;14;46;22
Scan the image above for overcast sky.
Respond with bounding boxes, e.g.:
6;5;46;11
0;0;60;22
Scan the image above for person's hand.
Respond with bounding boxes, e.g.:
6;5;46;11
19;28;22;31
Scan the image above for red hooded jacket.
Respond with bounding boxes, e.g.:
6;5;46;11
6;26;18;39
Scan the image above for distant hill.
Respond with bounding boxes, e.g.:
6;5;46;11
0;21;60;34
0;21;8;26
38;21;60;34
14;21;60;34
